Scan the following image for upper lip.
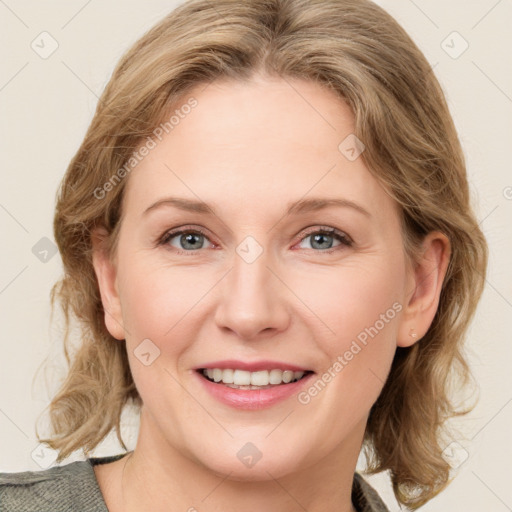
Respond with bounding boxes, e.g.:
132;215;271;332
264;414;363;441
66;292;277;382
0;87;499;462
194;360;313;372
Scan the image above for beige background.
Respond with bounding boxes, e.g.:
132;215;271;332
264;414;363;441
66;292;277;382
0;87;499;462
1;1;511;510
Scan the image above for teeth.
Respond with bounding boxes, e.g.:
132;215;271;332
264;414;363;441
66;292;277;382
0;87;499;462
234;369;252;386
202;368;306;387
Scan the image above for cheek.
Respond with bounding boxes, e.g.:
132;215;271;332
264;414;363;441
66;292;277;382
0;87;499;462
292;256;404;345
117;260;207;414
118;253;211;340
292;259;403;414
116;256;227;395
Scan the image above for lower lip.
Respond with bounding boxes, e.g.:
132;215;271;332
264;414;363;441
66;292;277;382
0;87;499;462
194;370;315;410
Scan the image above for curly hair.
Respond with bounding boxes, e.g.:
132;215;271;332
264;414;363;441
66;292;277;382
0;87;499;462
37;0;488;508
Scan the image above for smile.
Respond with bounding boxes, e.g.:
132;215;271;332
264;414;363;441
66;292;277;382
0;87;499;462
199;368;313;389
194;368;316;410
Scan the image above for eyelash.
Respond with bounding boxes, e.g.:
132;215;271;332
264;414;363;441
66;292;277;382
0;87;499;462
157;225;353;255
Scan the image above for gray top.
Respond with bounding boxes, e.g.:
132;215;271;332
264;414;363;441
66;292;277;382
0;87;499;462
0;453;389;511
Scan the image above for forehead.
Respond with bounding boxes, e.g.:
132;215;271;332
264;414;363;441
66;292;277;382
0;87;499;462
123;77;397;222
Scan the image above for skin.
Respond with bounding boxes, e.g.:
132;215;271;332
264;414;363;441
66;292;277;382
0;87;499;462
91;75;450;512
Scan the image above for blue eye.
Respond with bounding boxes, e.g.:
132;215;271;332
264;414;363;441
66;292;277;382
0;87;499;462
160;228;213;252
158;226;353;254
297;228;352;251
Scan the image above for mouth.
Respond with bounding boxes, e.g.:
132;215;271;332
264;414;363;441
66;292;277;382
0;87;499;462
196;368;315;390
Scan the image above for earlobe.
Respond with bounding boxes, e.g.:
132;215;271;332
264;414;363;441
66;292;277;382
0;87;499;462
91;227;125;340
397;231;451;348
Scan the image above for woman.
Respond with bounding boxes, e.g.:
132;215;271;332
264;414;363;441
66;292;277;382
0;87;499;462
0;0;488;510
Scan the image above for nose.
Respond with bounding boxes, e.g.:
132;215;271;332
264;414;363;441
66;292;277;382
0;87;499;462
214;245;290;340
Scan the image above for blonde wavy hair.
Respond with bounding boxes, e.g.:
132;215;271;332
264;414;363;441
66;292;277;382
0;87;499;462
37;0;488;508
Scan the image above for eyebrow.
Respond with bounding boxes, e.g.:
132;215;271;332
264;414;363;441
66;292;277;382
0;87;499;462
142;196;371;218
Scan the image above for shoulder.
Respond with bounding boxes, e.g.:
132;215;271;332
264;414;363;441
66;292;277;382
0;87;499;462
352;472;390;512
0;454;127;512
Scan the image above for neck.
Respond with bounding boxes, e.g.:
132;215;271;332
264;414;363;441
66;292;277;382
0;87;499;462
116;411;363;512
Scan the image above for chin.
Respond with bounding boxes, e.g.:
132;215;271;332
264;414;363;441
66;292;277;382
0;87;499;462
194;442;308;482
207;458;298;482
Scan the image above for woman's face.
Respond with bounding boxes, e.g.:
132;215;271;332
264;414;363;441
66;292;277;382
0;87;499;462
94;76;425;479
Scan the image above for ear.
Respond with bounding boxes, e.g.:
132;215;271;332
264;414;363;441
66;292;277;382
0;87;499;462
397;231;451;347
91;226;125;340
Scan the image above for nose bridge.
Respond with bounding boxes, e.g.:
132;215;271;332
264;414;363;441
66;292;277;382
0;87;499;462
214;237;289;339
231;242;273;301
